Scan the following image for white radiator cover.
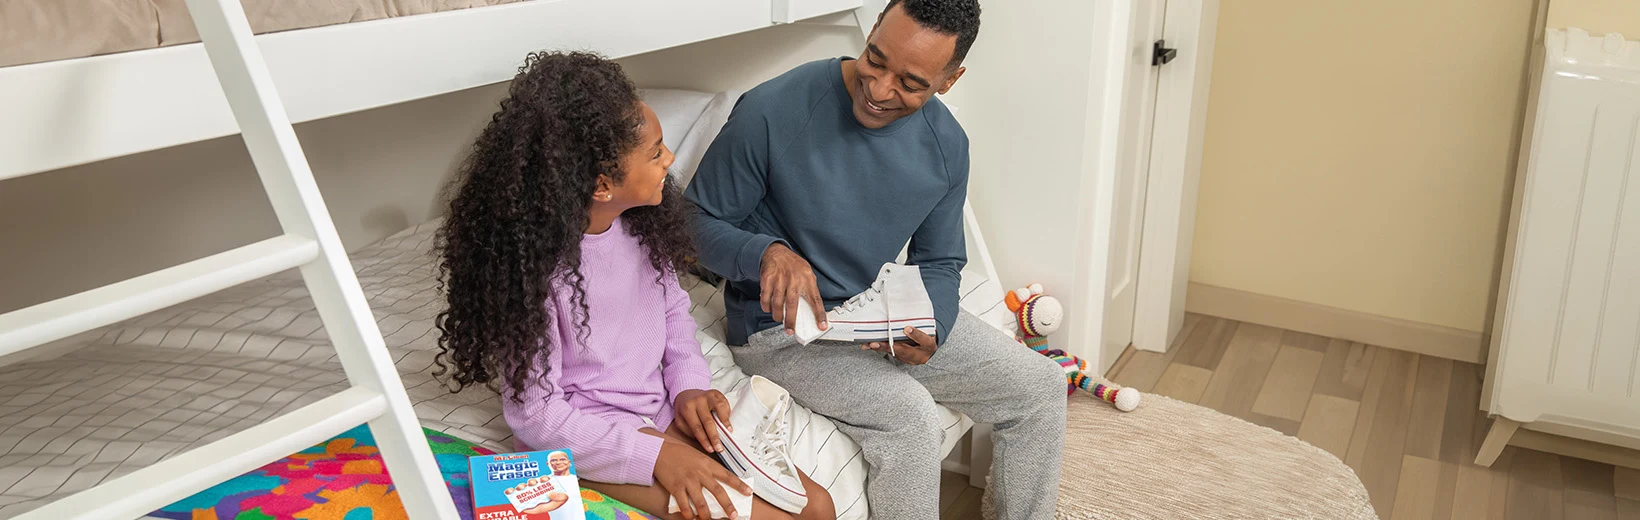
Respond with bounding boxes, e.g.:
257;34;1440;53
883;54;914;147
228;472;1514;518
1491;28;1640;438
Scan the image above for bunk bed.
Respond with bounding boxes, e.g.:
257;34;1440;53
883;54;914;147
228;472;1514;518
0;0;525;68
0;0;1016;518
0;0;867;181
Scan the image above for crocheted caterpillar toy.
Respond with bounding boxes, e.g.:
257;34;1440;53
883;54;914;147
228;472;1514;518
1006;283;1142;412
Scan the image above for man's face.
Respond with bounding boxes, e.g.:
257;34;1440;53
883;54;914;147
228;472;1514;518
848;5;967;129
548;453;571;475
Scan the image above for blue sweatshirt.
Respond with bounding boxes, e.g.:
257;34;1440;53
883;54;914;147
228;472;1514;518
684;57;970;347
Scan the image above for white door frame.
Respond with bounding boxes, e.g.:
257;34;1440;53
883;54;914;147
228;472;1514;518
1131;0;1220;353
1068;0;1140;375
1070;0;1222;366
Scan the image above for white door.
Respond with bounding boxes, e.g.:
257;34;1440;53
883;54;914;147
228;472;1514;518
1091;0;1169;374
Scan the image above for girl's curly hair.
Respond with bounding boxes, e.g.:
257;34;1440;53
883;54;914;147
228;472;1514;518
432;51;695;401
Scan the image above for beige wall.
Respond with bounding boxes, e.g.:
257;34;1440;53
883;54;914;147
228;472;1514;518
0;23;862;314
938;0;1109;364
1188;0;1539;332
1548;0;1640;36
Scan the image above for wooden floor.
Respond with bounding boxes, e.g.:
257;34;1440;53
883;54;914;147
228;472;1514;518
1104;313;1640;520
939;471;983;519
935;312;1640;518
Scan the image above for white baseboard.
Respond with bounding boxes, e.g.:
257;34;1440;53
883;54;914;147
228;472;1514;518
1184;282;1488;364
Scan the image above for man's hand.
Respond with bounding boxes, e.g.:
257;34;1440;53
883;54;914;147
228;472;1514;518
673;389;732;453
865;326;938;365
759;243;828;336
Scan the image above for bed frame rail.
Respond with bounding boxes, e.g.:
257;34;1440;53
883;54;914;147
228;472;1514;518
5;0;460;517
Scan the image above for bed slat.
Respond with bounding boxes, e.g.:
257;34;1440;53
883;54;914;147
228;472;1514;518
12;387;388;520
0;234;317;356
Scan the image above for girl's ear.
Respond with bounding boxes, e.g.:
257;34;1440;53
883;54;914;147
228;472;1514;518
592;174;615;202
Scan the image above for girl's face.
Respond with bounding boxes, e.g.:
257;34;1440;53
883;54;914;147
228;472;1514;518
597;101;673;209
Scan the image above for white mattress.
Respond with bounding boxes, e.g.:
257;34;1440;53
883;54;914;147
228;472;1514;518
0;219;1014;519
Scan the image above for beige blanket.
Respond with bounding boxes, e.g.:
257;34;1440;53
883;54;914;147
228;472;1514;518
0;0;522;68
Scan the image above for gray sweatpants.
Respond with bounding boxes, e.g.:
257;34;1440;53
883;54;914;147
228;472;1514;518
733;311;1067;519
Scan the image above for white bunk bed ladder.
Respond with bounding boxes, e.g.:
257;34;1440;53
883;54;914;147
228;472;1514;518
0;0;460;518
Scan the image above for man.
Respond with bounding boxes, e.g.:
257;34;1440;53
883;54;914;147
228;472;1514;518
684;0;1066;518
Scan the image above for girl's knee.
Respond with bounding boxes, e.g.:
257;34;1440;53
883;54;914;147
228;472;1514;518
797;482;836;520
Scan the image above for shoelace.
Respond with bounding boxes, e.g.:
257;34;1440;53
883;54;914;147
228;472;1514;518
754;397;796;478
885;268;894;358
835;280;886;313
835;267;898;358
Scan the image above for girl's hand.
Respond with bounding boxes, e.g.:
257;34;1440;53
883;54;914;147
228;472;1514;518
674;389;732;453
655;439;750;520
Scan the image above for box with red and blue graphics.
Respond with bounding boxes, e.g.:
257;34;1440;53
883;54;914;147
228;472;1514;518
468;449;585;520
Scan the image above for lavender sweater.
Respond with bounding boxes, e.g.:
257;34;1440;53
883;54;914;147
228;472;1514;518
501;216;713;486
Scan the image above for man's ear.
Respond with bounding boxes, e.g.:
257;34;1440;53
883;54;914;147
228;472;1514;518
937;66;966;95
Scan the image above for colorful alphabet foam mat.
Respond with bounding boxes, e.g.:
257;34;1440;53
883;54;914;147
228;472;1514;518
149;425;661;520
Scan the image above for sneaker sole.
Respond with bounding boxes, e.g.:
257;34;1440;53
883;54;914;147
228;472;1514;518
712;415;808;513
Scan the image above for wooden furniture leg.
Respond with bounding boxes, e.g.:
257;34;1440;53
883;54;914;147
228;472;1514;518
1475;416;1521;467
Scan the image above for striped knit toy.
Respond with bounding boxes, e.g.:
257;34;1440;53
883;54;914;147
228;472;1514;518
1008;284;1142;412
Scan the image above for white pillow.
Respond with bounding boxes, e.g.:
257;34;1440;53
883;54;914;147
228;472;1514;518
638;89;716;154
671;90;743;188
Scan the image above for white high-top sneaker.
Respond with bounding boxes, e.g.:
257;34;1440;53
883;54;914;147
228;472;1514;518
712;376;808;513
796;263;937;346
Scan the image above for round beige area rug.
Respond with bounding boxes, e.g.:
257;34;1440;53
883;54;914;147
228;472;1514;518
982;392;1377;519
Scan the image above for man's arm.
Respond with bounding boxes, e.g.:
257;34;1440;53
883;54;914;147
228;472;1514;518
684;107;784;283
867;169;968;361
907;150;970;345
685;100;828;333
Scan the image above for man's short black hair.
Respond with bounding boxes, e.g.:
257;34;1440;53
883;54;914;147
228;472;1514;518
883;0;981;70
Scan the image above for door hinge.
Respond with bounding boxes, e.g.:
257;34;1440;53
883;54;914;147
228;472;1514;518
1152;39;1178;66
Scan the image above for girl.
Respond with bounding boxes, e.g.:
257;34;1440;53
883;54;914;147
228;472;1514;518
432;51;835;520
